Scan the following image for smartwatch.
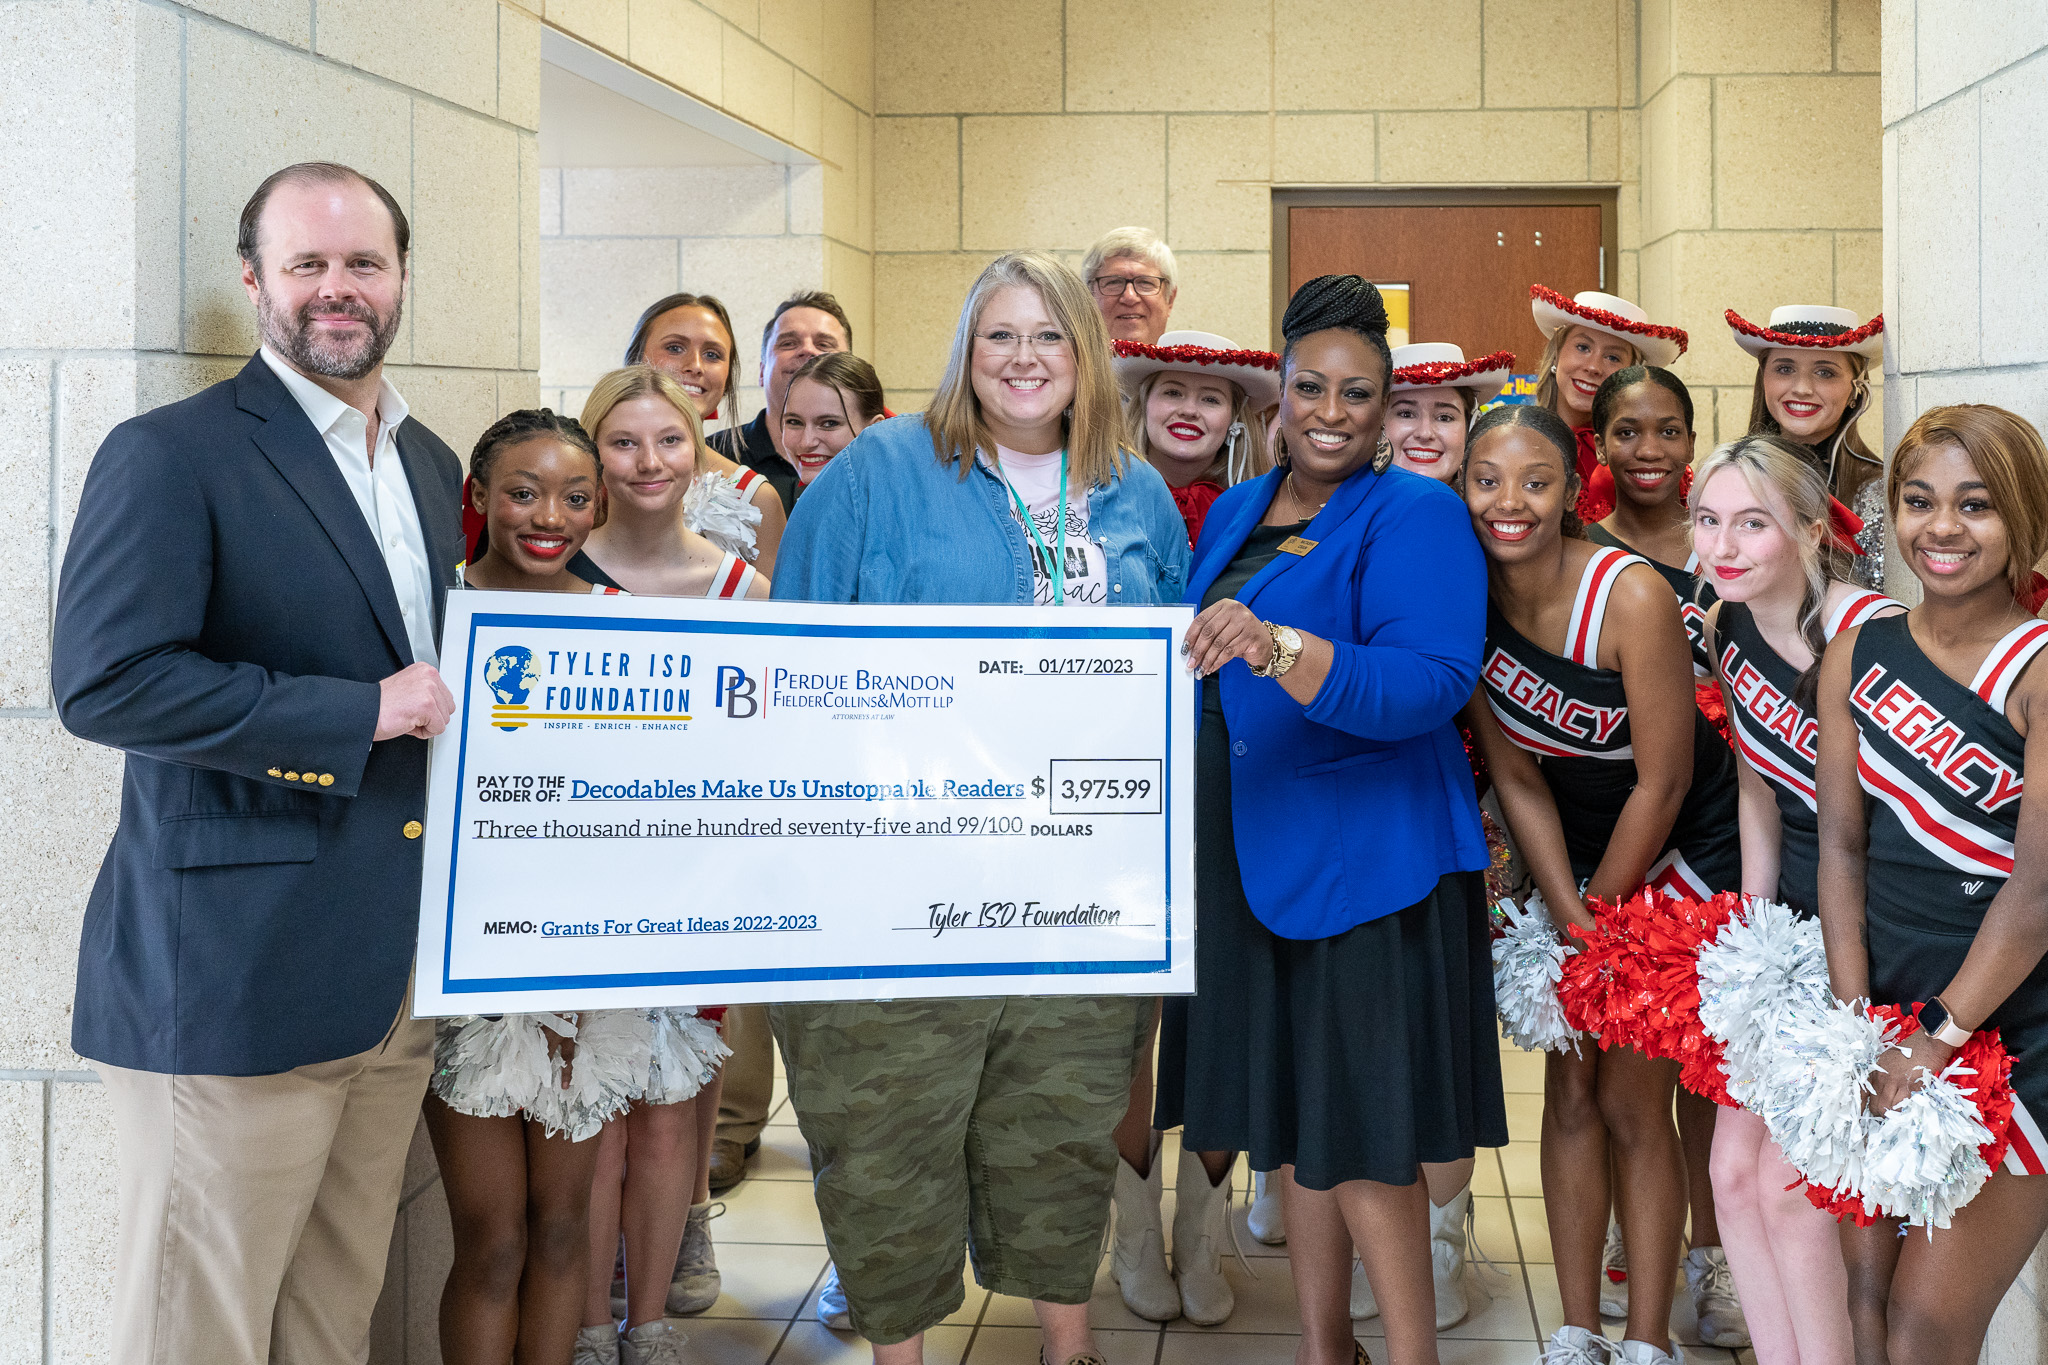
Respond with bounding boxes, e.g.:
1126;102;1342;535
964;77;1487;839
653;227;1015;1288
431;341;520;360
1918;996;1973;1048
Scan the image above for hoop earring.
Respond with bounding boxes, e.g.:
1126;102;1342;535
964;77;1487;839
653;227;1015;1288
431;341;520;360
1274;432;1291;470
1372;435;1394;474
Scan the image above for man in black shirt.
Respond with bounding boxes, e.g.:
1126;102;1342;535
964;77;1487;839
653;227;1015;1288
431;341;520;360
709;289;852;512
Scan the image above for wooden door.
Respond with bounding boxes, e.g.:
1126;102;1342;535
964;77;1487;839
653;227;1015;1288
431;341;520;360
1286;204;1604;371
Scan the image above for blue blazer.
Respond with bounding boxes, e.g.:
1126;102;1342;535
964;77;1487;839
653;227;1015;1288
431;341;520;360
1191;464;1488;939
52;355;465;1076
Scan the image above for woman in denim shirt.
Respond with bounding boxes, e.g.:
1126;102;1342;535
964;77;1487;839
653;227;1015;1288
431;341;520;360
768;251;1188;1365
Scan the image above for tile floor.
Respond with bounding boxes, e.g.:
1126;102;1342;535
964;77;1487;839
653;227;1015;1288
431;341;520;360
679;1037;1757;1364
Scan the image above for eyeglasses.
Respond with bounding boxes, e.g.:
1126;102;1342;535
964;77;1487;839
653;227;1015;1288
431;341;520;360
974;329;1069;357
1091;274;1166;298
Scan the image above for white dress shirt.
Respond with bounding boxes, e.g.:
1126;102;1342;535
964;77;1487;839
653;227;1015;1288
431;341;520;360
261;348;440;667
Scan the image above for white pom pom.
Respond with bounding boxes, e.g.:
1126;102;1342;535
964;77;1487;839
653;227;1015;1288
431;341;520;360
536;1008;655;1142
1697;899;1833;1106
642;1007;733;1105
1862;1057;1997;1230
1492;892;1581;1054
1750;999;1895;1216
683;471;764;559
431;1013;567;1122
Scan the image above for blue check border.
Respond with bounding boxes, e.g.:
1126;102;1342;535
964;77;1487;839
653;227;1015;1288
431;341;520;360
441;612;1181;993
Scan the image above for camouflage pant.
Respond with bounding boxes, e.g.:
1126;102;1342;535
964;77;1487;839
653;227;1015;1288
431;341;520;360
769;995;1147;1344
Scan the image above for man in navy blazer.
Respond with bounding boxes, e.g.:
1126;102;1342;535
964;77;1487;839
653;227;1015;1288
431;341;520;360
53;163;461;1365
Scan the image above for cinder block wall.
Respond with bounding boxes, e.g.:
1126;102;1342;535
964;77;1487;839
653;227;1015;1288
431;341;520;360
0;2;543;1359
530;0;878;424
1634;0;1883;447
537;162;833;426
1880;2;2048;1348
0;3;873;1362
865;0;1883;455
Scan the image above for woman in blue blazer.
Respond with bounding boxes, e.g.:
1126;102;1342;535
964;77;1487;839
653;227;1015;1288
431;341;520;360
1159;277;1504;1365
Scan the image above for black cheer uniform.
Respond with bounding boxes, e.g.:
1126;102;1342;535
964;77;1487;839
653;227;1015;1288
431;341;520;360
1585;524;1717;678
1851;612;2048;1175
1717;589;1895;913
1482;546;1740;898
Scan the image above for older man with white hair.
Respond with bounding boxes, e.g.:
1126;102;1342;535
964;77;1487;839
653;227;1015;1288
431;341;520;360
1083;226;1177;345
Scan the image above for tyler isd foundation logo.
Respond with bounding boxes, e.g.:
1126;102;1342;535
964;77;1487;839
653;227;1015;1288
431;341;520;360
479;643;696;733
485;645;540;730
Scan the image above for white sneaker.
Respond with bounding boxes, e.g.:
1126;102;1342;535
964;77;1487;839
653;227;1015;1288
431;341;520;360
1246;1169;1286;1244
1612;1339;1684;1365
1682;1246;1748;1347
572;1323;619;1365
1349;1254;1378;1320
1537;1325;1613;1364
1109;1152;1179;1321
815;1262;851;1331
619;1319;686;1365
666;1200;722;1315
1598;1220;1628;1320
1429;1186;1472;1329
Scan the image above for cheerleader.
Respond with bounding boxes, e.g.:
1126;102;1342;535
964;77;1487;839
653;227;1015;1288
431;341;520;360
1112;330;1279;547
1458;402;1740;1365
1726;305;1885;588
1814;405;2048;1365
1577;366;1748;1342
1689;434;1901;1364
1099;331;1279;1328
433;409;678;1365
569;368;758;1365
622;292;786;573
1529;286;1688;522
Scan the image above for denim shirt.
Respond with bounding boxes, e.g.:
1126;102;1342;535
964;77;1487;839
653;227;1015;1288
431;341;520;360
770;414;1190;606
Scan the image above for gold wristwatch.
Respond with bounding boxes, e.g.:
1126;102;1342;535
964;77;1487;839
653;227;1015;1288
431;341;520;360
1257;623;1303;679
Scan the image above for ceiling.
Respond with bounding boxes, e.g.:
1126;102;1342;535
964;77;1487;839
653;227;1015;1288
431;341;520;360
538;62;772;169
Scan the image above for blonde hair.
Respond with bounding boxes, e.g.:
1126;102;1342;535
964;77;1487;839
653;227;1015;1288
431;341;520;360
1692;435;1849;705
1890;404;2048;602
1745;350;1878;492
1535;325;1642;418
579;366;709;489
926;252;1130;489
1125;370;1272;487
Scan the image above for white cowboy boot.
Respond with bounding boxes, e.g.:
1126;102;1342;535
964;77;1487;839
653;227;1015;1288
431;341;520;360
1108;1149;1179;1321
1170;1147;1235;1326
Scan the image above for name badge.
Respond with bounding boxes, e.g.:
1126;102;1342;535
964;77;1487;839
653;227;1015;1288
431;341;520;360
1277;536;1317;557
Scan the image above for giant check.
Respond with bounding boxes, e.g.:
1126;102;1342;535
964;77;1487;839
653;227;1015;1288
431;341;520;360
414;590;1197;1015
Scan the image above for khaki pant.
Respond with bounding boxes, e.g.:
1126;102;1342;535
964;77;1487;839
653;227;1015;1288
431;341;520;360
97;998;434;1365
770;995;1146;1344
715;1002;775;1144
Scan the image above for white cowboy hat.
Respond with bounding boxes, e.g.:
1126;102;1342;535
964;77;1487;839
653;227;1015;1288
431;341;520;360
1389;343;1516;404
1726;304;1885;362
1111;330;1282;411
1529;285;1688;369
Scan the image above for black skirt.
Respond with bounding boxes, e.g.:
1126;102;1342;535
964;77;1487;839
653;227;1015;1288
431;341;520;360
1155;688;1509;1190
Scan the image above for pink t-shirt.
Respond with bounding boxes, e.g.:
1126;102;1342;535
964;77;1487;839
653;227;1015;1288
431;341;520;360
990;444;1108;606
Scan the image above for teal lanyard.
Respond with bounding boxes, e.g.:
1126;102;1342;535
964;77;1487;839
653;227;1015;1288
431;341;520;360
999;451;1068;605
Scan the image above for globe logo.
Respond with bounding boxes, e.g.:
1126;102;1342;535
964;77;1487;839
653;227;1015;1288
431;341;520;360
484;646;539;730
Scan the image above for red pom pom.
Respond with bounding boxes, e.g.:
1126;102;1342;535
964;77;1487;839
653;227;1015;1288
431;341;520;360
1558;888;1741;1091
1798;1001;2019;1224
1695;681;1733;750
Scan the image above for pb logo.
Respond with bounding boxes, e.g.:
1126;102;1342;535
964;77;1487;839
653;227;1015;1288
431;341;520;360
716;666;758;719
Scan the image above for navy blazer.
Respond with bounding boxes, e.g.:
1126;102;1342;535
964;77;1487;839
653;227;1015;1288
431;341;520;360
53;355;465;1075
1190;464;1489;939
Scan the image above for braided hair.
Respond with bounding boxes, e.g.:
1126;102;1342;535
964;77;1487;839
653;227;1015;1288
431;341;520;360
470;408;598;490
464;409;600;563
1466;402;1586;538
1279;274;1393;385
1590;365;1694;438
